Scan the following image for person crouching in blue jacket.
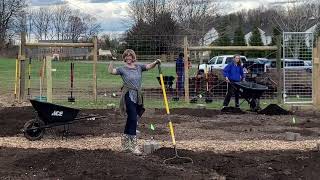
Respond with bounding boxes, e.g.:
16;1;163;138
223;55;244;108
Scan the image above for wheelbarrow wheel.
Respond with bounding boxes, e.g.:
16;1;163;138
23;119;45;141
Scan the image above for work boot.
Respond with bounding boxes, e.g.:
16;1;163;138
129;135;142;155
121;134;131;152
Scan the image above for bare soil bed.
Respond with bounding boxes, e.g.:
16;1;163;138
0;106;319;179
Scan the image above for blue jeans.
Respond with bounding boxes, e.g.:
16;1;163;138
177;74;184;96
124;93;138;135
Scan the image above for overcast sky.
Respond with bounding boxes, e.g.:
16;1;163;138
29;0;291;34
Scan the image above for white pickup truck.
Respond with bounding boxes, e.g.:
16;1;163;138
199;55;248;71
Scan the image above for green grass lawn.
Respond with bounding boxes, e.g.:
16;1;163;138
1;57;286;110
0;57;17;91
55;98;282;110
0;57;200;108
0;57;199;90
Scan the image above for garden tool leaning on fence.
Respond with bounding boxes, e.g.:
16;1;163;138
68;62;75;102
205;64;213;103
157;62;193;164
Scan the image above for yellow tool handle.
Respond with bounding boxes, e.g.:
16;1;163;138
169;121;176;145
159;69;177;146
159;74;170;115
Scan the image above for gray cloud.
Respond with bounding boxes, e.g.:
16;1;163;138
89;0;115;3
100;17;131;32
78;0;127;3
31;0;66;6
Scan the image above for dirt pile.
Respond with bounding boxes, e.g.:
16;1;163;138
258;104;290;115
0;95;31;107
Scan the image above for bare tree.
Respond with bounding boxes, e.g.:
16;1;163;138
0;0;26;48
31;7;52;40
52;5;71;40
29;4;100;41
271;0;320;32
127;0;221;43
82;15;101;38
128;0;168;24
66;14;86;42
170;0;218;30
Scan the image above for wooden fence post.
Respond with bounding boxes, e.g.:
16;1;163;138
313;37;320;109
276;35;282;104
46;56;52;103
184;36;189;102
93;36;98;102
18;32;26;102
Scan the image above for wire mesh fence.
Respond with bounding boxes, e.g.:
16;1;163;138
283;32;313;104
0;57;16;99
0;34;314;108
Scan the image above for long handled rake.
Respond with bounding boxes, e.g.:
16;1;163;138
68;62;75;102
157;63;193;165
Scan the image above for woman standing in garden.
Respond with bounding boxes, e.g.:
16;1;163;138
108;49;160;155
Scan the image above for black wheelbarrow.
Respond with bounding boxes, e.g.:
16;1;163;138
23;99;105;141
233;81;268;111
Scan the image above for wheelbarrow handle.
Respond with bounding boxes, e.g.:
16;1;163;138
227;81;238;89
157;62;162;75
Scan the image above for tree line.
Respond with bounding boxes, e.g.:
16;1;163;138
0;0;100;49
1;0;320;59
124;0;320;57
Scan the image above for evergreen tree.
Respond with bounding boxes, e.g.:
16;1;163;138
271;27;281;45
249;27;263;46
248;26;263;57
217;33;231;46
233;27;246;46
124;12;179;55
210;31;232;56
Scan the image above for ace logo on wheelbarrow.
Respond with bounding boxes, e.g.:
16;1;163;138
51;110;63;117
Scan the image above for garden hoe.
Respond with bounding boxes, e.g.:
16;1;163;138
158;63;193;165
